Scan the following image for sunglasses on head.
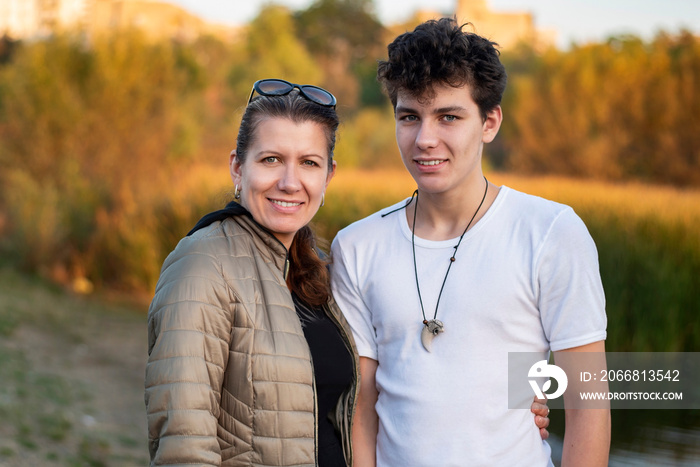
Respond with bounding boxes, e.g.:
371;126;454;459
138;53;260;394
248;79;337;108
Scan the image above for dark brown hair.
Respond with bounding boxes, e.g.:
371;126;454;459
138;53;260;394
236;91;339;307
377;17;507;121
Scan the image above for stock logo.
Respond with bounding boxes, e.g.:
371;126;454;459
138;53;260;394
528;360;568;400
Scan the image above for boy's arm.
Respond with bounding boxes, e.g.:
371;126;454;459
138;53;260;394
555;340;611;467
352;357;379;467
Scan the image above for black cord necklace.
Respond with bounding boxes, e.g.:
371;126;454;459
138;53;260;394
412;176;489;352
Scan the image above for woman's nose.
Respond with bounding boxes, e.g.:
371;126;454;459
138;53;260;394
278;165;301;192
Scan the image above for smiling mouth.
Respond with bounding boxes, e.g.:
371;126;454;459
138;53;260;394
416;160;446;166
270;199;302;207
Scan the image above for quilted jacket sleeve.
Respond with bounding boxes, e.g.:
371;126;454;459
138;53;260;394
145;235;234;466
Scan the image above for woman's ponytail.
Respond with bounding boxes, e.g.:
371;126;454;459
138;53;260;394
286;225;331;307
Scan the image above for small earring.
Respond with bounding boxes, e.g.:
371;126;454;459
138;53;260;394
321;193;325;207
234;184;241;199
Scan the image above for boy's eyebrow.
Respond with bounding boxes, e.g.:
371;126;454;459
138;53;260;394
395;105;417;114
436;106;466;113
395;105;467;115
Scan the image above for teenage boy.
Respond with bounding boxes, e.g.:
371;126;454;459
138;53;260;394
330;18;610;466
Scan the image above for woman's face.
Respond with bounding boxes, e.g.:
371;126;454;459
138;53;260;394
230;117;336;249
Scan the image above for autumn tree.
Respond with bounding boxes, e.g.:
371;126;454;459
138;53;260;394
228;5;325;105
294;0;386;110
501;31;700;186
0;32;207;289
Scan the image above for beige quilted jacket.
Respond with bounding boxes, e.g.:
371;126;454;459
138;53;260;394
145;210;359;466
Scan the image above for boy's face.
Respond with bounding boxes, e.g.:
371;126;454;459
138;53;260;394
394;83;501;197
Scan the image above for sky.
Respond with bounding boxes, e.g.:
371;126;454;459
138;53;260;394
164;0;700;49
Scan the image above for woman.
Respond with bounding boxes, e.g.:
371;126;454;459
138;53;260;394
145;79;550;467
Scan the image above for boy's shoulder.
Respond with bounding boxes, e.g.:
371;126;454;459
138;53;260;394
500;186;575;224
502;185;568;211
334;198;411;243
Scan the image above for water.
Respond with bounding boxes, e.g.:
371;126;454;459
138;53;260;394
548;410;700;466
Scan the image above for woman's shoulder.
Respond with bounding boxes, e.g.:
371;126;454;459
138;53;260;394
173;218;246;256
160;219;256;278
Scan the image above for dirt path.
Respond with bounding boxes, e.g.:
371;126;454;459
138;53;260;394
0;287;150;466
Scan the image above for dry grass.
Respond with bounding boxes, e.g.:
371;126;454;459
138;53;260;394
491;173;700;228
319;169;700;352
320;168;700;237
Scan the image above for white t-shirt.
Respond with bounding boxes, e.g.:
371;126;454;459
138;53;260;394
330;186;607;467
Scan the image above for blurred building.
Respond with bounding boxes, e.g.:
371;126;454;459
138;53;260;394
1;0;553;48
456;0;556;49
42;0;89;34
394;0;556;50
0;0;240;41
0;0;39;38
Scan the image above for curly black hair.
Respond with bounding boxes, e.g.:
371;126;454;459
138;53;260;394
377;17;507;121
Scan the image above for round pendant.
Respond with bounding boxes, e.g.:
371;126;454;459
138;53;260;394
420;319;445;352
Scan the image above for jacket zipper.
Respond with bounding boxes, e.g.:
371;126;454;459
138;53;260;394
283;255;290;280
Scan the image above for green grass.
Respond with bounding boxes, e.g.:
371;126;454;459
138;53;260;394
0;342;83;459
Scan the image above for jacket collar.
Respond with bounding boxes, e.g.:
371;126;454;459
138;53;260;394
188;201;289;276
187;200;250;236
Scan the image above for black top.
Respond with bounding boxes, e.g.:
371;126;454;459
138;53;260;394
292;293;353;467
